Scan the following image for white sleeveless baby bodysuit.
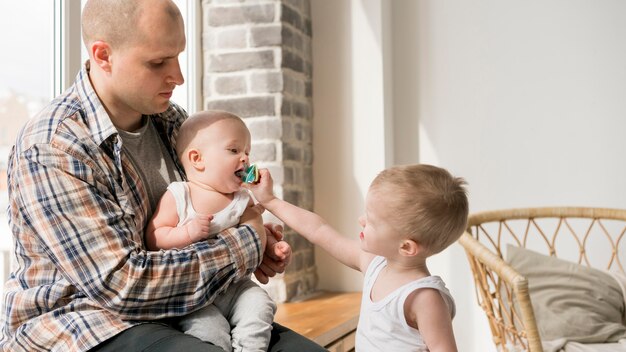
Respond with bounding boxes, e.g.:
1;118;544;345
167;181;250;235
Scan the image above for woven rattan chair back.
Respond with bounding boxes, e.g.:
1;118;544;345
459;207;626;352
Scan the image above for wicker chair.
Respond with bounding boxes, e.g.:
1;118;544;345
459;207;626;352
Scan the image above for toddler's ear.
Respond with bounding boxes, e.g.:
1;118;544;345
399;239;420;257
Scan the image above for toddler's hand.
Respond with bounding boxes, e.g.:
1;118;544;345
186;214;213;242
245;168;276;205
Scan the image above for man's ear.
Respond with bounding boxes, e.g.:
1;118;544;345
399;239;421;257
188;149;205;171
91;41;113;73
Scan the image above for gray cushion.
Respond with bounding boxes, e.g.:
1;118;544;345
506;245;626;343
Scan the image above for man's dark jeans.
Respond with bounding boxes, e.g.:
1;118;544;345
89;322;326;351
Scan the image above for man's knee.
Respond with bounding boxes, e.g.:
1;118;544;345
269;323;326;352
90;323;225;352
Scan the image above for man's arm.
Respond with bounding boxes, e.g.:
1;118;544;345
10;143;262;320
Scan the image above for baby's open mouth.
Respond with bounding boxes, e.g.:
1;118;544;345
236;164;259;183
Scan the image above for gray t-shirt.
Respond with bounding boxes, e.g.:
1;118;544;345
117;117;182;219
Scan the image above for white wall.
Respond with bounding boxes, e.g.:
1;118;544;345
413;2;626;350
311;0;391;293
312;1;626;351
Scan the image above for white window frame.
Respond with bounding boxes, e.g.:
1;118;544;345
183;0;202;114
53;0;82;97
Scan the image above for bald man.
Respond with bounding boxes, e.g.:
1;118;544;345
0;1;324;351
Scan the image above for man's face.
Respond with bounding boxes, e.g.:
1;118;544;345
108;13;186;116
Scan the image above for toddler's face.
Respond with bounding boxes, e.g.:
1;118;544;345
192;118;251;193
358;186;401;257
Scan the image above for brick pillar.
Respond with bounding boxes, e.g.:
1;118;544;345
201;0;316;302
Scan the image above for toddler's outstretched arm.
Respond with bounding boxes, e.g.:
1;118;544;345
248;168;363;272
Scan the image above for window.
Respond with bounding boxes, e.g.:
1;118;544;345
0;1;54;261
0;0;86;217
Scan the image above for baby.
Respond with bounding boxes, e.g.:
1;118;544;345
248;164;468;351
146;110;283;352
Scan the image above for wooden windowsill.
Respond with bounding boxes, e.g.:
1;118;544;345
274;291;361;348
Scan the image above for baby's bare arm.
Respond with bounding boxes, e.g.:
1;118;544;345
145;190;212;250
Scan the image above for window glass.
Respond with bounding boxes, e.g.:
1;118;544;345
0;1;53;224
0;0;54;285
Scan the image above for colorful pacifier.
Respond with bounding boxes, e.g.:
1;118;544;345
239;163;259;183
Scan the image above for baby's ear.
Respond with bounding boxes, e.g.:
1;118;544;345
187;149;205;171
399;239;420;257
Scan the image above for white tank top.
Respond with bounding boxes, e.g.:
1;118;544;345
355;256;456;351
167;181;250;236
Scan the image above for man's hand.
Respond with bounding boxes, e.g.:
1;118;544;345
254;223;292;284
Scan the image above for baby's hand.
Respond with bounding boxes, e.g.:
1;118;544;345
270;240;292;264
245;168;276;205
186;214;213;242
254;224;291;284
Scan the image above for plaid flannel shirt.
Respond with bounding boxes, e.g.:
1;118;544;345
0;65;262;352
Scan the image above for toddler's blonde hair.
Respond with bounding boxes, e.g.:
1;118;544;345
370;164;469;256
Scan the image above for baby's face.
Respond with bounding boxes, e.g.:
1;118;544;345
192;118;251;193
